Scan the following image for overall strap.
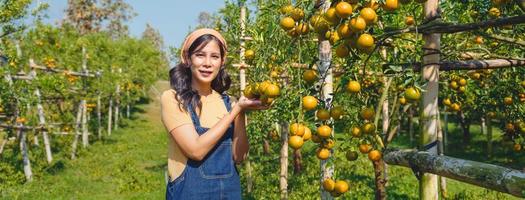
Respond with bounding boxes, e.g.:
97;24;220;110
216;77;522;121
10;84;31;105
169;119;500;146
187;103;201;127
221;94;232;112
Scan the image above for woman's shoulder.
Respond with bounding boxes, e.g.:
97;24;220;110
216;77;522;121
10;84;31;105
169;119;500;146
161;89;181;104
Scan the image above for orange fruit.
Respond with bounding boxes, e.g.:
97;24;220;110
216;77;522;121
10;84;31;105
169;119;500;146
323;139;335;149
290;123;305;136
291;8;305;21
280;17;295;30
335;44;350;58
324;7;340;25
346;81;361;93
335;1;353;19
368;150;382;161
360;108;375;120
489;7;500;18
357;33;374;50
336;23;352;38
303;127;312;141
405;87;421;101
474;36;484;44
405;16;415;26
317;148;331;160
504;97;513;105
360;8;376;24
450;103;461;112
443;98;452;106
399;97;407;105
264;84;280;98
458;78;467;86
303;69;318;83
316;109;331;121
258;81;271;94
244;50;255;60
383;0;399;11
350;17;367;32
323;178;335;191
329;31;341;45
359;143;372;154
506;123;515;133
362;123;376;134
302;96;318;110
514;143;522;152
449;81;459;89
330;106;344;120
334;180;349;193
289;135;304;149
296;23;310;35
317;125;332;138
351;126;361;137
458;86;466;93
346;150;359;161
280;5;294;14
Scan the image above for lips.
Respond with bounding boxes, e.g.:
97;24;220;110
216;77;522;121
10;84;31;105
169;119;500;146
198;70;213;77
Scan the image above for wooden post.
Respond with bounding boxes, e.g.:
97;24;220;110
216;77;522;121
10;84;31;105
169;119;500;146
114;68;122;130
19;128;32;182
443;112;448;151
34;89;53;164
487;116;493;158
107;97;113;136
71;102;84;159
408;107;414;146
97;71;102;140
278;122;288;200
419;0;440;199
437;111;447;198
81;47;89;147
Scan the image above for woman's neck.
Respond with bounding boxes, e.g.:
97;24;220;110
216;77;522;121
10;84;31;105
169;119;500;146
191;80;213;96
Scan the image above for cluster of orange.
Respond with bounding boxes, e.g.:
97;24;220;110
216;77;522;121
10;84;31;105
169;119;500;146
244;80;281;106
322;178;349;197
15;117;27;124
448;77;468;94
62;70;78;83
279;0;428;59
43;57;56;68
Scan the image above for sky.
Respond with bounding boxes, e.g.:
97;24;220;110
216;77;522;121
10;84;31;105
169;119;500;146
39;0;226;49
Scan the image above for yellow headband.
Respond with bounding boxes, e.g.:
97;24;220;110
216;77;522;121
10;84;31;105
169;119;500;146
180;28;228;65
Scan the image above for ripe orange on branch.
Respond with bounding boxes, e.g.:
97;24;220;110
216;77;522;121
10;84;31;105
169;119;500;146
317;125;332;138
289;135;304;149
335;1;353;19
302;96;318;110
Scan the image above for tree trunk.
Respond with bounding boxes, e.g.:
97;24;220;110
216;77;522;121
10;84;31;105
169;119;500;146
408;107;414;146
419;1;440;199
245;153;253;193
373;160;387;200
384;149;525;198
293;149;302;174
458;111;470;143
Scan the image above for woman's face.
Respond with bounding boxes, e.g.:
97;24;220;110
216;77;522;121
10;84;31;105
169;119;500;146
189;40;222;85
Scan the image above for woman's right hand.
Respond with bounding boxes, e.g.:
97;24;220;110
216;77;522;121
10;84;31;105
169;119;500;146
237;96;269;111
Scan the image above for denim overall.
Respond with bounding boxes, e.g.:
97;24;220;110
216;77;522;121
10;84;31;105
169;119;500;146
166;94;242;200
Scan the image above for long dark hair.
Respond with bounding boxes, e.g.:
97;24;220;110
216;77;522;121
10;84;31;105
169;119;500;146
169;34;231;113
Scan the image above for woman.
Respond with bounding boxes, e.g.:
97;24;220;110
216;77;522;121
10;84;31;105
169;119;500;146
161;28;266;199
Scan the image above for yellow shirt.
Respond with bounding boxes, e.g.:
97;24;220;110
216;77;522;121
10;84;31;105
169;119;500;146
160;89;233;181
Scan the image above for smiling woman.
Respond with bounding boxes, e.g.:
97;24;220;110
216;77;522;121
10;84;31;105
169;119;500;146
161;28;268;200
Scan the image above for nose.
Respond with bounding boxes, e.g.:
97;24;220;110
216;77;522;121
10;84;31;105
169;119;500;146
203;55;212;68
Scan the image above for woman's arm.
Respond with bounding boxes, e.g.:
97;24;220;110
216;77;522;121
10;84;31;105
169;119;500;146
232;110;249;164
170;104;243;161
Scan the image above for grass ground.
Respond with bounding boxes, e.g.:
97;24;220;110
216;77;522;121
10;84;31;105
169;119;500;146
1;81;523;199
